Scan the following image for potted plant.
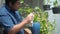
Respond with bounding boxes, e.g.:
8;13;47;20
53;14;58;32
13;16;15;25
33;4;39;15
52;0;60;14
43;0;50;10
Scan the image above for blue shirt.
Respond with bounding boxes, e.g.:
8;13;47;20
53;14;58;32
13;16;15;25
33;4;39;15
0;5;24;34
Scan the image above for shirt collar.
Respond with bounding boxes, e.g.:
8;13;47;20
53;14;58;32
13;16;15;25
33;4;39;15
5;5;11;12
5;5;16;13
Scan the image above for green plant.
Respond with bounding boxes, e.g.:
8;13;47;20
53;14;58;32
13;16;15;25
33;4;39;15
19;0;55;34
53;0;58;7
44;0;50;5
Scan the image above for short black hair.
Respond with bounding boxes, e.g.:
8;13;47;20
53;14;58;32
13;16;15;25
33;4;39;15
5;0;19;5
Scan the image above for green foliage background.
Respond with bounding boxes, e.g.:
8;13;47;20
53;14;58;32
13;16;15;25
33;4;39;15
19;0;55;34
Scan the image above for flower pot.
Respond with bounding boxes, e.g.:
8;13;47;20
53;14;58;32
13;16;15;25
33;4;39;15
52;6;60;14
43;5;50;10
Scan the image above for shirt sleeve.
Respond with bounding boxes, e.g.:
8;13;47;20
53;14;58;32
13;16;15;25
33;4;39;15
0;14;14;33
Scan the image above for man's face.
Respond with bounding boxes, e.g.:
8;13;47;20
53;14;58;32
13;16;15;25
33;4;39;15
11;1;20;11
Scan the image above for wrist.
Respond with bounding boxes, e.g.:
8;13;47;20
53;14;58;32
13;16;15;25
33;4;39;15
22;19;29;24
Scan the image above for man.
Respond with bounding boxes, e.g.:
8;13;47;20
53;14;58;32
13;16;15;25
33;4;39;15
0;0;40;34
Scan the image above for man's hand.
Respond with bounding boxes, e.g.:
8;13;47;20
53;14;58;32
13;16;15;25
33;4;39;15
24;28;32;34
25;13;34;24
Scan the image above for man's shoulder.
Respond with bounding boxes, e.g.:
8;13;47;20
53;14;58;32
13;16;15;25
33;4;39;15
0;6;8;15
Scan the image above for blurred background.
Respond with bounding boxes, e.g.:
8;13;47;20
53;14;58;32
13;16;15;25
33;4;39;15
0;0;60;34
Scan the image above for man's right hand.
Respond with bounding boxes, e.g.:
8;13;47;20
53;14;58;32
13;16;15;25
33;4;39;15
25;13;34;24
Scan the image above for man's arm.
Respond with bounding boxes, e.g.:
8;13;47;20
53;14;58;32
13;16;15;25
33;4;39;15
8;13;34;34
0;12;33;34
8;19;28;34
